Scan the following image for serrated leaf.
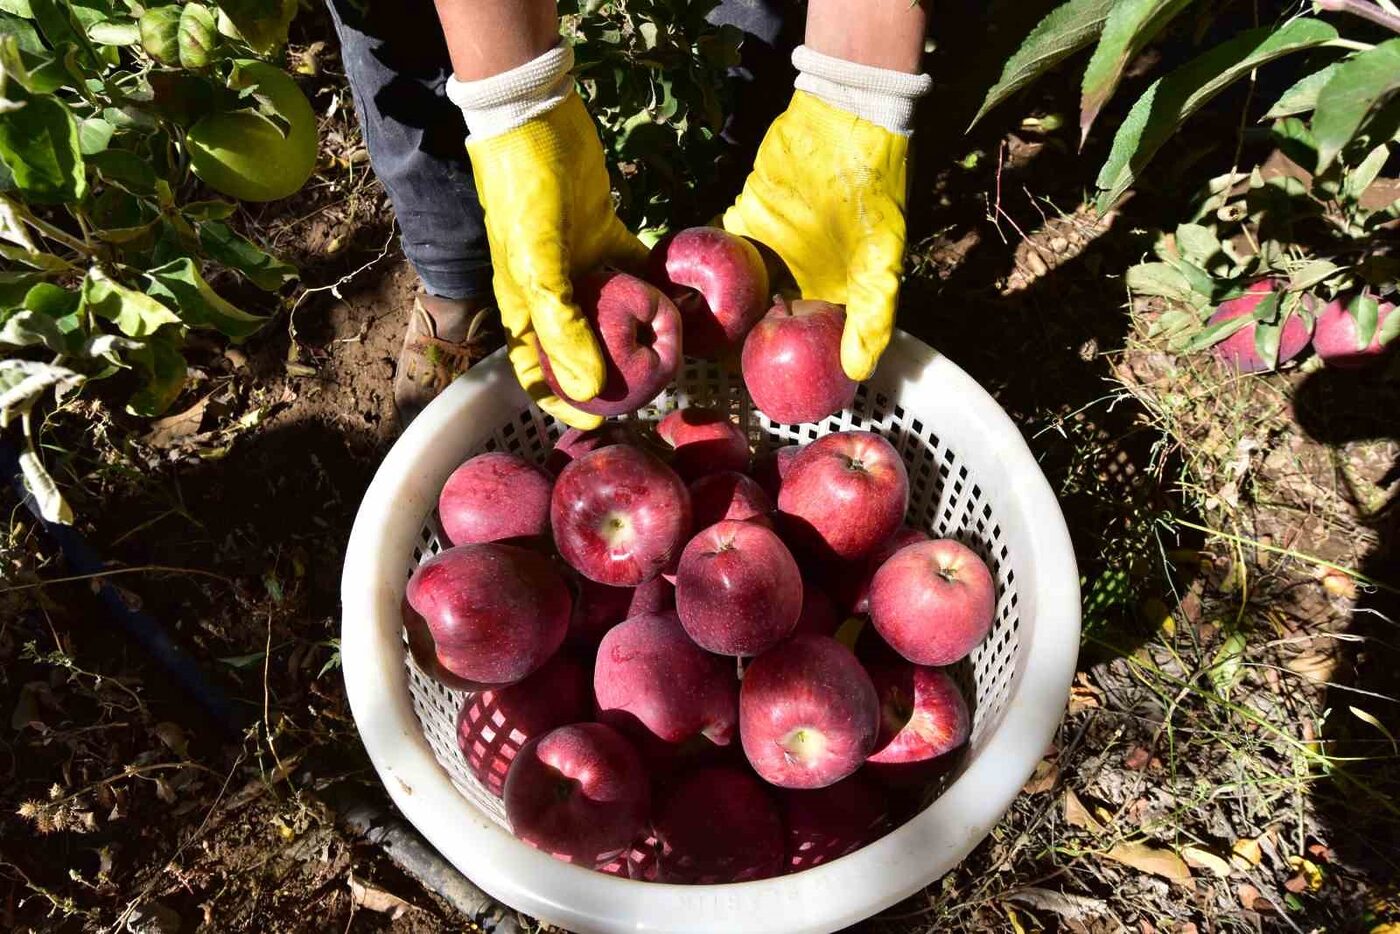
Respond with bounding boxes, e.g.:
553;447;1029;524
1265;60;1341;119
1079;0;1194;143
1348;292;1380;349
1288;259;1341;292
1314;39;1400;172
970;0;1115;129
197;220;296;290
80;268;180;338
1096;18;1338;211
0;92;87;203
18;443;71;523
1174;223;1221;267
144;256;266;339
1126;261;1194;300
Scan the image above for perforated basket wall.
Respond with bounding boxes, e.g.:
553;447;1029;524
401;356;1022;836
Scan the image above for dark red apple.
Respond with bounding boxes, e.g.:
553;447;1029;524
647;226;770;359
504;722;650;867
739;634;879;788
688;471;773;530
594;612;739;758
1312;295;1396;368
568;574;674;647
866;658;969;779
869;539;995;666
438;452;552;546
742;298;857;424
792;578;841;637
778;431;909;563
779;772;890;873
546;422;640;475
1208;279;1310;373
836;524;931;615
675;520;802;656
653;766;784;883
456;654;591;797
405;544;570;687
551;445;692;586
656;407;750;480
537;270;682;416
752;444;800;501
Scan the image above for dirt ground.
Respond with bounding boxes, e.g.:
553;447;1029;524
4;3;1399;932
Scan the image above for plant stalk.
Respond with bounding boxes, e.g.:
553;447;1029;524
1316;0;1400;35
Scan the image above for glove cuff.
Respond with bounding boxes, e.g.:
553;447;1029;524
446;42;575;141
791;45;932;136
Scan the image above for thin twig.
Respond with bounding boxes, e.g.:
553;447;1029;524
0;564;236;594
287;226;397;343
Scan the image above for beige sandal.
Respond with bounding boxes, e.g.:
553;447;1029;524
394;292;491;426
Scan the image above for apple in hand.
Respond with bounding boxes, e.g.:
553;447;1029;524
405;543;570;687
594;612;739;759
656;407;750;480
676;520;802;656
742;298;857;424
870;539;995;665
438;452;552;546
551;445;692;586
752;444;800;501
456;653;591;797
740;634;879;788
504;722;650;867
780;772;890;872
836;524;931;615
653;766;784;883
568;574;674;647
778;431;909;563
546;422;641;475
1312;295;1396;368
865;658;970;786
689;471;773;530
537;270;682;416
647;226;770;359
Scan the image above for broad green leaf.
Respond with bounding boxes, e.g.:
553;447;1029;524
80;268;181;337
76;115;113;154
0;93;86;202
87;19;139;46
0;241;71;271
0;2;33;18
138;5;180;65
19;443;72;523
177;2;215;70
1271;116;1319;173
181;199;235;221
1265;60;1341;119
88;147;156;194
28;0;97;68
0;192;32;248
1379;301;1400;347
0;268;42;305
1080;0;1195;142
198;220;296;290
970;0;1115;129
212;0;295;55
1096;18;1338;210
1314;39;1400;172
22;281;77;317
1182;306;1257;351
1342;144;1390;203
1288;259;1341;291
126;331;186;416
0;307;65;349
145;256;266;338
1254;318;1282;370
1348;292;1380;349
0;358;82;426
1174;223;1220;267
1125;261;1194;301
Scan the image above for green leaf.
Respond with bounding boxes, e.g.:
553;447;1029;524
1271;116;1319;174
1174;223;1220;268
126;331;186;417
212;0;296;55
1342;143;1390;203
0;2;34;18
182;199;235;221
80;268;181;337
0;268;43;305
22;281;78;317
198;220;296;290
177;2;215;70
0;241;72;271
76;115;113;154
0;93;87;202
1348;292;1380;349
1210;630;1246;699
1265;60;1341;119
1096;18;1338;211
1079;0;1194;142
1288;259;1341;292
1125;261;1194;301
1181;308;1255;352
0;307;65;350
0;358;82;427
144;256;266;338
1379;300;1400;347
88;147;156;194
1313;39;1400;172
19;442;72;523
0;13;43;53
87;19;139;47
28;0;96;67
138;5;180;65
1254;318;1282;370
970;0;1115;129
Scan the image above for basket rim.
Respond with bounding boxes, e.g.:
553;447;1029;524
340;331;1081;934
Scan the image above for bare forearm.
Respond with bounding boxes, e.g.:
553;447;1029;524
433;0;559;80
805;0;928;73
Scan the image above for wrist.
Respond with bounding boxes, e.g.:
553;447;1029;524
791;45;931;136
446;42;575;141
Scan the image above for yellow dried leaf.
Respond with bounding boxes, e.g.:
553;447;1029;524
1181;846;1232;877
1320;569;1357;600
1370;925;1400;934
1287;855;1323;891
1232;837;1263;869
1103;842;1195;890
1002;905;1027;934
1064;789;1105;833
1286;650;1338;684
1023;758;1058;795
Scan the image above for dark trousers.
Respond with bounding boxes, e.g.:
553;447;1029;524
327;0;794;301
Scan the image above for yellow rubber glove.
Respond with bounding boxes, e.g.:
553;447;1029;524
467;93;646;429
723;90;911;382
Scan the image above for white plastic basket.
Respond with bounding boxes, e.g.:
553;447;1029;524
341;329;1080;934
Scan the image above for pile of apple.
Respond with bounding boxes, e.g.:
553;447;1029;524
401;227;997;882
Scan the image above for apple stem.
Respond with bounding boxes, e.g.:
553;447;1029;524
771;294;793;317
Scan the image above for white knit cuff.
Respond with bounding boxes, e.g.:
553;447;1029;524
445;42;575;141
791;45;931;135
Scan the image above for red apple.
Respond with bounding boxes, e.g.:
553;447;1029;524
779;773;890;873
438;452;552;546
456;654;592;797
568;574;674;647
656;407;750;480
546;422;640;475
866;659;970;779
647;226;770;359
1208;279;1311;373
551;445;692;586
739;634;879;788
405;544;570;687
869;539;995;666
504;722;650;867
653;766;784;883
537;270;682;416
676;520;802;656
594;612;739;758
742;298;857;424
778;431;909;563
752;444;800;501
836;524;931;615
689;471;773;530
1312;295;1396;368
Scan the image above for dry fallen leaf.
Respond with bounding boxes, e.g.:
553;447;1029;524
1022;758;1058;794
1103;841;1195;891
1232;837;1264;870
142;396;210;448
1180;845;1233;878
1005;887;1108;921
1068;673;1103;714
1287;855;1323;892
1286;650;1338;684
1319;568;1357;600
1064;788;1105;834
349;875;414;919
1237;883;1263;911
